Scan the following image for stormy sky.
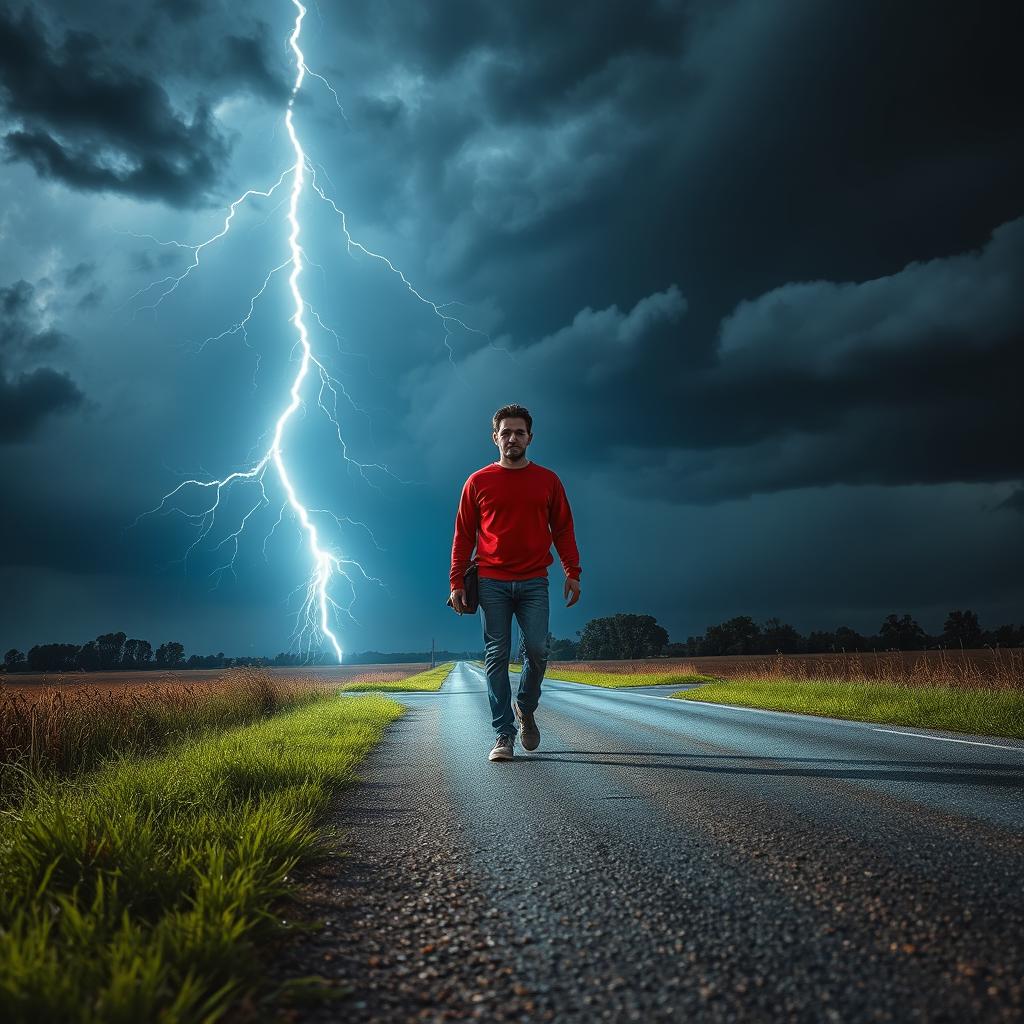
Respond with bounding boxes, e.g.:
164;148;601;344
1;0;1022;658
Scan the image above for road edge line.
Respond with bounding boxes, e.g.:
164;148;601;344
542;680;1024;750
871;728;1023;752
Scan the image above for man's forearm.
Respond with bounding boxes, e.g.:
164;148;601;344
550;484;581;580
450;547;475;589
450;480;479;588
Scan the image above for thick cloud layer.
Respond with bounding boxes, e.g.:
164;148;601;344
0;5;287;206
0;0;1020;652
323;0;1024;345
411;217;1024;503
0;280;84;442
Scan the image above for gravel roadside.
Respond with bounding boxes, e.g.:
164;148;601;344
264;707;558;1023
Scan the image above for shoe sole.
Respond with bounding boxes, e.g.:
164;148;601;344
514;704;540;751
489;748;514;761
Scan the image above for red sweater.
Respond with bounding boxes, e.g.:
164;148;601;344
450;462;582;588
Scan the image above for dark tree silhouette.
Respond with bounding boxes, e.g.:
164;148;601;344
76;641;100;671
122;638;154;668
704;616;761;656
942;609;983;649
155;642;185;668
989;623;1024;648
834;626;867;652
577;617;616;660
3;648;25;671
547;634;579;660
807;630;837;652
760;618;803;654
27;643;80;671
578;614;668;660
95;632;127;670
879;614;926;650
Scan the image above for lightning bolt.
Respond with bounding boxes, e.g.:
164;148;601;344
131;0;484;662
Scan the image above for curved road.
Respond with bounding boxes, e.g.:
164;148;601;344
280;661;1024;1022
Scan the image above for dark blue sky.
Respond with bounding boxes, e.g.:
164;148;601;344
1;0;1022;658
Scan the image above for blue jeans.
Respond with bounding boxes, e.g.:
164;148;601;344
478;576;550;738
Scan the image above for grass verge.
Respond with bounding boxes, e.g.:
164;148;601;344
339;662;454;692
0;667;337;803
672;679;1024;738
543;667;719;688
0;693;404;1023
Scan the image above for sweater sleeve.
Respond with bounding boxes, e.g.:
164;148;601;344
449;477;479;589
550;476;582;581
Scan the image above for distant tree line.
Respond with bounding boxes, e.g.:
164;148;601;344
5;609;1019;673
548;609;1023;661
1;631;483;674
2;631;272;674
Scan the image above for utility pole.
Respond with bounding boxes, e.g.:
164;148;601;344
430;637;435;669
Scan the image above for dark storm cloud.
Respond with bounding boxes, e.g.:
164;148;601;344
2;0;1023;652
1;280;63;351
353;0;1024;507
60;263;105;309
0;279;85;443
0;7;229;205
217;26;291;102
999;489;1024;515
0;367;84;443
340;0;687;89
473;3;689;123
334;0;1023;349
414;216;1024;503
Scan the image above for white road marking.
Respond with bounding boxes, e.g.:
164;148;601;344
547;682;1024;749
551;688;820;715
872;728;1023;752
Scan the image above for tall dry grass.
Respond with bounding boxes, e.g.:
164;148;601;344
557;649;1023;690
340;669;419;685
0;667;336;800
339;662;454;692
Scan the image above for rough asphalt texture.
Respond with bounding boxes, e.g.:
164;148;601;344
269;662;1024;1022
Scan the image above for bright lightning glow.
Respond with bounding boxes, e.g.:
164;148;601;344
268;0;343;659
132;0;482;662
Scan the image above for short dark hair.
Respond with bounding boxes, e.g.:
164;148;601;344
492;404;533;435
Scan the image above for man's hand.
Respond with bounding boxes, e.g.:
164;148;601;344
564;577;581;608
449;588;468;614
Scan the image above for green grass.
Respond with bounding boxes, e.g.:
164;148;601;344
0;692;404;1023
339;662;454;692
0;668;338;804
542;667;719;688
673;679;1024;738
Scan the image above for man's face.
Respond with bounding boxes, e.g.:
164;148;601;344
493;417;532;462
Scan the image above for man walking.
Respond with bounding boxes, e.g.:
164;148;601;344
449;404;582;761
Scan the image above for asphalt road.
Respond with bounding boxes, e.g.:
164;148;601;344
278;661;1024;1022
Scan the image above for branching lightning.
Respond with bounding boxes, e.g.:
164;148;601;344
132;0;481;661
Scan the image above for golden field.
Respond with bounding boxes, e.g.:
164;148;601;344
0;664;425;800
1;661;429;689
551;648;1022;690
